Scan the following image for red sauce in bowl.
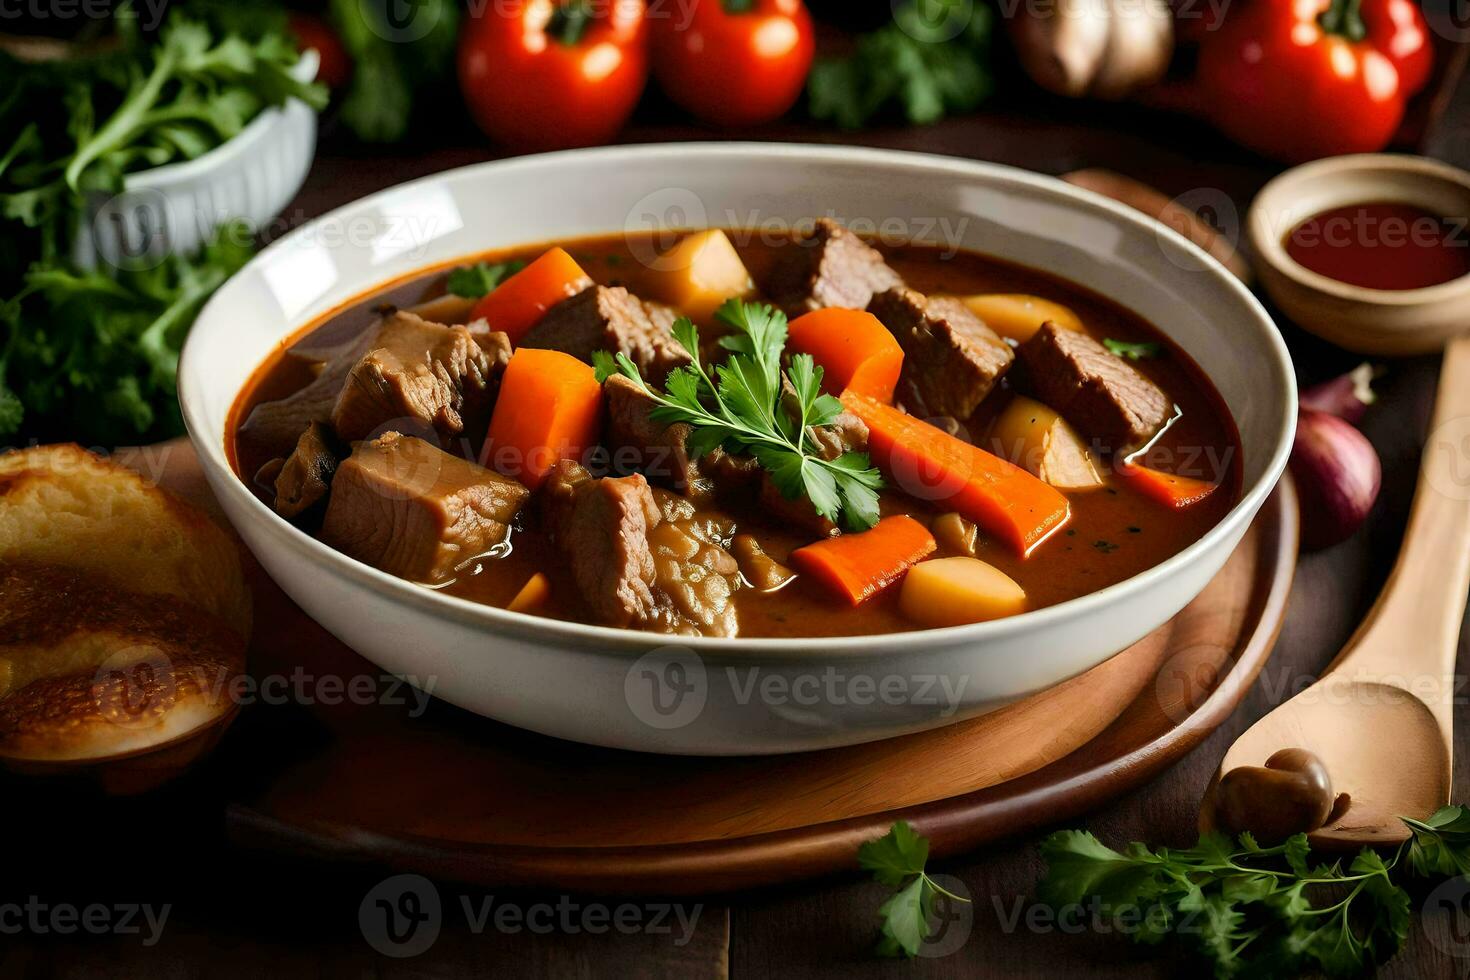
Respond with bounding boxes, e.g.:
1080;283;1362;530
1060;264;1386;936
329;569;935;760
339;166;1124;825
1283;202;1470;291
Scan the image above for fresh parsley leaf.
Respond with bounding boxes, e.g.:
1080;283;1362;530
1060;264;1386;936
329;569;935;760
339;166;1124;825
1103;339;1163;361
594;300;885;531
591;349;619;383
809;0;993;130
0;10;325;444
859;818;929;884
1037;809;1470;978
1405;805;1470;877
876;876;930;958
447;260;526;299
860;821;968;958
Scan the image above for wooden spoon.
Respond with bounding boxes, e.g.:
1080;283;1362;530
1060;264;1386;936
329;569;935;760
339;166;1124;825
1201;334;1470;847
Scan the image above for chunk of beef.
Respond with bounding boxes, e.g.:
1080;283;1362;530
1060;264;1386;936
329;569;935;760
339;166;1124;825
1017;321;1173;452
321;432;528;584
466;319;515;369
766;218;905;318
868;287;1014;418
240;323;380;458
541;461;740;636
603;374;706;495
521;286;689;386
272;422;343;521
331;311;499;444
541;461;663;628
809;406;869;459
646;520;741;637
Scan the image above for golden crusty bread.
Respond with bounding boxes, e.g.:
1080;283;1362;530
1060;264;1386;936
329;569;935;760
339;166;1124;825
0;446;250;771
0;444;250;635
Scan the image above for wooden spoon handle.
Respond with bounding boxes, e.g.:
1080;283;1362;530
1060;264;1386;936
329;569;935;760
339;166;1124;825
1335;334;1470;685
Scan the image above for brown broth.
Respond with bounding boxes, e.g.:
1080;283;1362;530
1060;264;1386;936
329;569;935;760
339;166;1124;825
1284;202;1470;291
230;231;1242;638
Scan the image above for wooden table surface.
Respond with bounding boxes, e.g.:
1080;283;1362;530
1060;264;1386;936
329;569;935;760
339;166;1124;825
6;78;1470;978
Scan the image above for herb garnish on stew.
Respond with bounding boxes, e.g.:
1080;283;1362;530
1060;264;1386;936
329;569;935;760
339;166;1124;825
594;298;886;532
447;260;527;299
1103;338;1163;361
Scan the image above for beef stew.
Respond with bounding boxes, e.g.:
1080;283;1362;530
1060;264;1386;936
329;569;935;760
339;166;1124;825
230;223;1241;638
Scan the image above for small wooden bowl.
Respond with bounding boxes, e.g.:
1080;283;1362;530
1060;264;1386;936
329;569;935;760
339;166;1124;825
1248;154;1470;356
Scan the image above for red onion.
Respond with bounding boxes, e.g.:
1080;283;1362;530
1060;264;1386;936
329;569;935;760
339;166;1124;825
1290;409;1382;551
1299;363;1377;425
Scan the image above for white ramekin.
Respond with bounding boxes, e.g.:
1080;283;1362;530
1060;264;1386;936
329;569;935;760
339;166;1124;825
74;51;319;270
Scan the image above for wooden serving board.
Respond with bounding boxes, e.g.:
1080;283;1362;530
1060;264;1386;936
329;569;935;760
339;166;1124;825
136;441;1297;895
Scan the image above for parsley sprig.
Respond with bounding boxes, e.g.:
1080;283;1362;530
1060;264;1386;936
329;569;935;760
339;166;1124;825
592;299;884;532
1103;338;1163;361
808;0;993;130
859;820;971;958
1039;806;1470;977
446;259;525;299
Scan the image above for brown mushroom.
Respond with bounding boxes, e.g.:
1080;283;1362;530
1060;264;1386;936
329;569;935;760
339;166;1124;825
1216;747;1335;843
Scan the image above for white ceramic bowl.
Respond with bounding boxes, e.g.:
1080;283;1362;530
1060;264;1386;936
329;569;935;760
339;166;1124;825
74;52;319;270
179;144;1295;755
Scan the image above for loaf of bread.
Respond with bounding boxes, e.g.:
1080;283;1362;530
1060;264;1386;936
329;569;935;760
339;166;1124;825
0;445;250;771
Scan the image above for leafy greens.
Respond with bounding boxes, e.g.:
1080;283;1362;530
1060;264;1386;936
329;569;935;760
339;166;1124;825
593;299;885;532
1039;807;1470;977
859;820;971;958
0;7;325;444
808;0;994;130
447;260;526;299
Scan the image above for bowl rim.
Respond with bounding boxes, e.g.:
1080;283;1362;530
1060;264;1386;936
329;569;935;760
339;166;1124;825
1248;153;1470;308
181;141;1297;659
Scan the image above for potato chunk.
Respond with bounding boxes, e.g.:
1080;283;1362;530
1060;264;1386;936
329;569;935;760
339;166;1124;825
990;395;1104;491
900;557;1027;627
958;294;1083;343
651;230;755;323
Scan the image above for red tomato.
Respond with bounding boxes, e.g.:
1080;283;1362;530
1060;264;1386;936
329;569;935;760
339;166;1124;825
1197;0;1412;162
458;0;650;151
1361;0;1434;95
289;13;352;89
651;0;815;127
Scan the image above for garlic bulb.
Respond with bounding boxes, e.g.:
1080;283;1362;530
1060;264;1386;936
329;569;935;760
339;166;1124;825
1009;0;1175;100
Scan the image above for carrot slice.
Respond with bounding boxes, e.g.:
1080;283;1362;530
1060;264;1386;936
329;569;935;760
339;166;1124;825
787;308;904;402
790;515;937;606
470;247;593;344
841;391;1071;557
1118;463;1219;510
483;349;602;489
507;572;552;613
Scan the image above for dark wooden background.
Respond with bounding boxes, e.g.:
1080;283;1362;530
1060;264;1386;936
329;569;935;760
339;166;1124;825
4;52;1470;980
